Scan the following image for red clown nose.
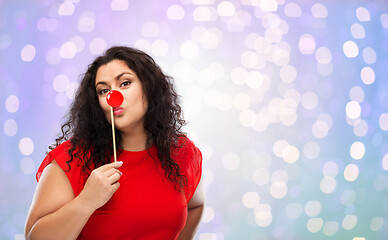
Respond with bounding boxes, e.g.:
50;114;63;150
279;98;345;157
106;90;124;107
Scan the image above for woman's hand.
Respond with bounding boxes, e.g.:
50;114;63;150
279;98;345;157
77;161;123;212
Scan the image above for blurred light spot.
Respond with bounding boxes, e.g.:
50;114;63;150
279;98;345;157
307;218;323;233
239;109;256;127
322;161;338;177
46;47;61;65
167;4;185;20
0;34;12;49
198;233;217;240
260;0;278;12
350;141;365;160
351;23;365;39
349;86;364;103
315;47;332;64
381;153;388;170
66;82;79;100
320;176;336;194
201;207;215;223
285;203;302;219
193;6;217;21
270;181;287;199
21;44;36;62
60;41;77;59
180;40;199;59
279;65;297;83
343;215;357;230
20;157;35;175
6;95;19;113
134;39;151;53
311;3;328;18
253;168;270;185
323;221;339;236
222;152;240;170
353;119;368;136
245;33;260;49
380;13;388;28
193;0;215;5
241;51;258;69
203;168;214;186
89;38;107;55
173;61;196;83
373;174;386;191
58;1;75;16
301;92;318;110
305;201;321;217
78;11;95;32
215;93;233;111
70;36;85;52
233;93;250;110
53;75;70;92
271;170;288;183
298;34;316;55
254;204;272;227
312;120;330;139
353;238;365;240
197;68;215;86
379;113;388;130
343;41;359;58
284;3;301;17
245;70;263;88
56;92;68;107
151;39;169;57
252;114;269;132
4;119;17;136
316;62;333;76
356;7;370;21
19;137;34;155
273;139;289;158
282;145;299;163
346;101;361;119
142;22;159;38
242;191;260;208
360;67;375;85
226;10;252;32
370;217;384;232
37;17;48;31
217;1;235;16
362;47;376;64
344;164;359;182
111;0;129;11
341;189;356;206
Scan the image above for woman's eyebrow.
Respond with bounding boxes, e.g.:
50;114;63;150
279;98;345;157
95;72;134;88
115;71;134;80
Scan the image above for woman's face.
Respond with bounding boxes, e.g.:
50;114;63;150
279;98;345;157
95;59;148;134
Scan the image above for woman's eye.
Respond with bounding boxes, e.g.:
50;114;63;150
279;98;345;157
121;81;131;87
98;89;110;95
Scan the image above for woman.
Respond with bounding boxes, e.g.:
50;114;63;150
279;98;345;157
25;46;204;239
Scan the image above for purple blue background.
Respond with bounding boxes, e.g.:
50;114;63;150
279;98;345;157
1;0;388;239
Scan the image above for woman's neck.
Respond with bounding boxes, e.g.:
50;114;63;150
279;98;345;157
119;129;149;151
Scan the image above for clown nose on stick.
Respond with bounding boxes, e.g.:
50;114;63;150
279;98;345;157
106;90;124;162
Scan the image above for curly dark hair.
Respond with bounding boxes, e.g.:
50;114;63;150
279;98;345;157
51;46;187;188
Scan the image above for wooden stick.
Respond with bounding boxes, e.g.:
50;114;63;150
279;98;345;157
110;107;117;162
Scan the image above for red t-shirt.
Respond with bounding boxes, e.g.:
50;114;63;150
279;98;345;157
36;137;202;239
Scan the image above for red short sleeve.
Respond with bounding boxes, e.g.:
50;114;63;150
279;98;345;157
36;140;85;196
173;137;203;203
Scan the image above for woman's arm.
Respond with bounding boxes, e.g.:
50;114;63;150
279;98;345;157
178;178;205;240
25;160;123;240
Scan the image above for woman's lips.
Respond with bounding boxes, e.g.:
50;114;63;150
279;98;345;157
113;107;123;115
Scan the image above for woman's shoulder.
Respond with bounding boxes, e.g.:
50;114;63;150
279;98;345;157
172;135;202;166
49;140;72;156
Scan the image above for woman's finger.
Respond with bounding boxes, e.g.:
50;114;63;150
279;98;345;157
107;172;122;185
